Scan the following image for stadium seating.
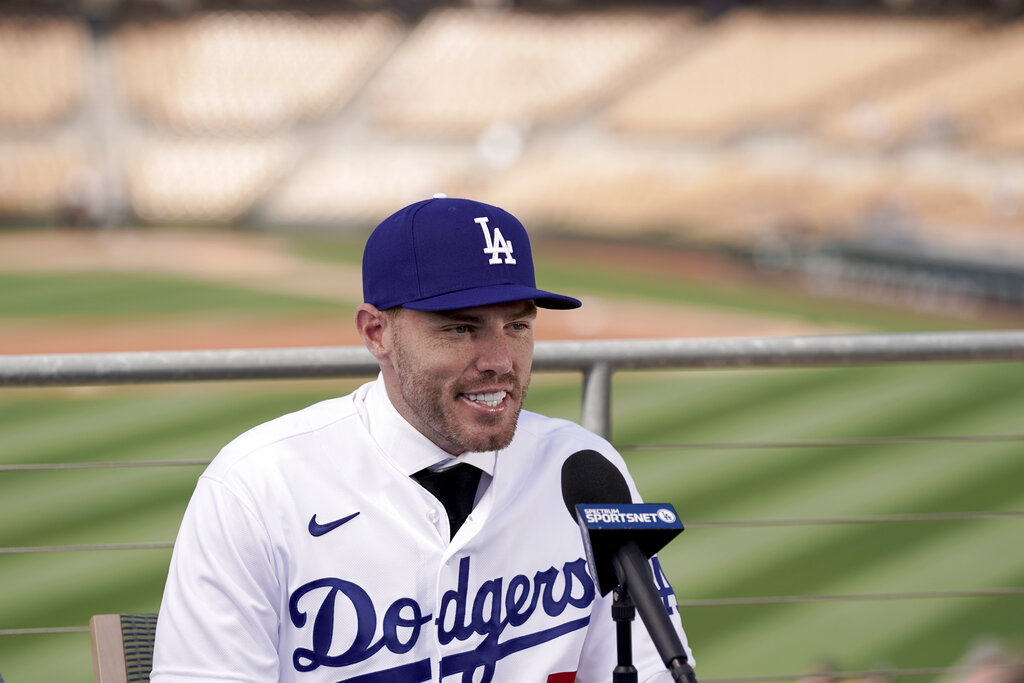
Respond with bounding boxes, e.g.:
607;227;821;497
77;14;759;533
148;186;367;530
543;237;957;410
606;11;965;140
264;144;477;226
112;11;402;132
0;17;88;127
0;140;95;220
1;5;1023;263
977;111;1024;155
481;141;712;237
812;19;1024;151
0;17;96;221
871;172;1024;240
127;138;290;222
363;7;693;134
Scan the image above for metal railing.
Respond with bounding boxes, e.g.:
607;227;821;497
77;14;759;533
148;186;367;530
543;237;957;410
3;329;1024;681
5;329;1024;438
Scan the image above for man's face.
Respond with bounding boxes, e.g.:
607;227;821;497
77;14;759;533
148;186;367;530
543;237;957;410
383;301;537;455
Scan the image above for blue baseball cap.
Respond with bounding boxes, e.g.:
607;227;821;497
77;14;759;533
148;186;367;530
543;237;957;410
362;196;582;311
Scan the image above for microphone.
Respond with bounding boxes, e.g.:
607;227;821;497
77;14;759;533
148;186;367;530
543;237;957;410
561;449;696;683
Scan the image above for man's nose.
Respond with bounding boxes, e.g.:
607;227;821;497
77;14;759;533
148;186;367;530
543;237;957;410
475;332;514;374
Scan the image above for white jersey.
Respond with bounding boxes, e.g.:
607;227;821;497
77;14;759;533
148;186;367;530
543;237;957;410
152;378;693;682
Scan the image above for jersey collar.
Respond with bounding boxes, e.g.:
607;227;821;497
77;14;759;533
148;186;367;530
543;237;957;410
360;375;497;479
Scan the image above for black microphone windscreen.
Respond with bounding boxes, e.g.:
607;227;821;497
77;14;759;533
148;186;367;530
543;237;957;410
560;449;632;519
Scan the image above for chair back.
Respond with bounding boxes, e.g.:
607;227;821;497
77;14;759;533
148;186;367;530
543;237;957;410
90;613;158;683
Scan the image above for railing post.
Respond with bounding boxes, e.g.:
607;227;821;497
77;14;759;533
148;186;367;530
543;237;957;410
581;361;613;440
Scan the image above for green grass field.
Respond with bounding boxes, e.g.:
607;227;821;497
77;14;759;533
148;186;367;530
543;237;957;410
1;233;1022;681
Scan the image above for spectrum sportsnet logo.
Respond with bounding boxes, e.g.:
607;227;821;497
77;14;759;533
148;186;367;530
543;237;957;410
288;555;595;682
582;506;678;525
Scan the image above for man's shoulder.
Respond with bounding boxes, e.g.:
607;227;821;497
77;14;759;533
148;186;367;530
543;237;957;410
515;410;618;459
502;411;637;503
208;393;361;476
516;409;581;430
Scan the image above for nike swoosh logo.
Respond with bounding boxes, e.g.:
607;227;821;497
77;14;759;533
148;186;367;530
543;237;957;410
308;511;360;537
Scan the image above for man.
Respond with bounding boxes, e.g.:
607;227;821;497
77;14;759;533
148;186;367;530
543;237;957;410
151;196;693;682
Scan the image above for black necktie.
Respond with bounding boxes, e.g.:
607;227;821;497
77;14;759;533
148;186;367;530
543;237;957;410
413;463;482;539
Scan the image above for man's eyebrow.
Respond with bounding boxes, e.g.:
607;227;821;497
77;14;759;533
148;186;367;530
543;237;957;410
505;302;539;319
436;303;538;323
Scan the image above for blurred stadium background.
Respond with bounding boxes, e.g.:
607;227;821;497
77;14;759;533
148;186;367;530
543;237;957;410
5;0;1024;270
2;0;1024;681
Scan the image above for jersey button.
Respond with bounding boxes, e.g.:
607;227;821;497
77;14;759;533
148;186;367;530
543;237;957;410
426;508;440;524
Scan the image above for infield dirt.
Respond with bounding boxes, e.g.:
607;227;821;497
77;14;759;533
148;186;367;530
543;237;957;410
0;228;855;354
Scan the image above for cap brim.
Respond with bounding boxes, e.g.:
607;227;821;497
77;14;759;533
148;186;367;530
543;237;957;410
400;284;581;311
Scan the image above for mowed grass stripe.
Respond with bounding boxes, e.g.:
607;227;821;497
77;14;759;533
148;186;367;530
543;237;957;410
872;566;1024;670
618;364;1024;674
0;387;341;681
612;368;852;445
1;384;340;466
668;434;1024;592
0;394;101;434
573;361;1023;675
522;372;584;424
655;371;1024;591
0;272;342;319
0;389;239;464
0;466;199;550
654;440;1016;599
680;381;1019;523
0;521;173;628
668;439;1024;658
684;501;1024;676
0;631;93;683
654;434;1023;609
615;362;1017;449
1;549;166;683
610;363;970;465
3;369;1021;676
624;363;1021;516
1;386;345;547
0;386;355;680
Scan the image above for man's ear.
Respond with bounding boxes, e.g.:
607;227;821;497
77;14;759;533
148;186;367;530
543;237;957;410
355;303;391;363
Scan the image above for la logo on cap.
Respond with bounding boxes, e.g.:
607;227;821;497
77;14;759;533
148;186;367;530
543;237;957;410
362;196;581;311
476;216;516;265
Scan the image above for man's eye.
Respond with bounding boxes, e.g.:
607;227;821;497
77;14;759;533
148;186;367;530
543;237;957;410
452;325;471;334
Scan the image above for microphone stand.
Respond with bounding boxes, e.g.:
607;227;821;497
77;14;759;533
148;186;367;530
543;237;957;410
611;544;698;683
611;587;638;683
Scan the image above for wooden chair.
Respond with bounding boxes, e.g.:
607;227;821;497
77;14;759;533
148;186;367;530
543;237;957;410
89;614;158;683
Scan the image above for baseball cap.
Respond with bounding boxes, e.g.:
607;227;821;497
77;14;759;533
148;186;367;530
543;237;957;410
362;196;582;311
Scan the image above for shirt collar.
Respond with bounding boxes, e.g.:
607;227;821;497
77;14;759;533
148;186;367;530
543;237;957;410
362;375;497;477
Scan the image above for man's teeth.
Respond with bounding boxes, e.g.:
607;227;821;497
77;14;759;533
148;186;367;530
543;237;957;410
465;391;507;407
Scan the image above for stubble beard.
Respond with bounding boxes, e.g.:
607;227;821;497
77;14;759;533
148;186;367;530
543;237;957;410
391;339;529;454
